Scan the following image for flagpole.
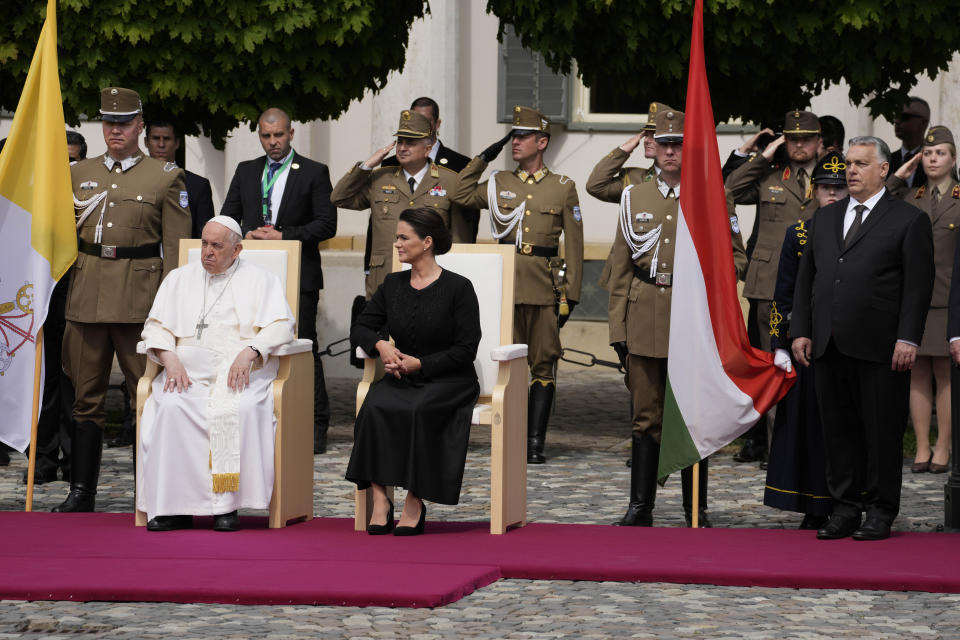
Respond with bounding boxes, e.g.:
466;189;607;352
691;461;700;528
25;327;44;512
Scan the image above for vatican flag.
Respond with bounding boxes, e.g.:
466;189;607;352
0;0;76;451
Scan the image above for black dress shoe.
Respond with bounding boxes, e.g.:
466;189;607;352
527;450;546;464
798;514;829;530
51;489;95;513
733;439;766;463
366;500;395;535
147;515;194;532
393;501;426;536
816;515;861;540
213;510;239;532
852;517;891;541
684;511;712;528
0;447;10;466
313;424;328;455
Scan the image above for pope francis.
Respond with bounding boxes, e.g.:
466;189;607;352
137;216;296;531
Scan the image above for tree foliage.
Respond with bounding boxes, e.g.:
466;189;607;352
487;0;959;127
1;0;427;147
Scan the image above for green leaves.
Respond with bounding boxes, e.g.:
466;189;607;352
487;0;960;126
1;0;427;148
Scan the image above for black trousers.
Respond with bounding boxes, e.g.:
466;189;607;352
33;278;73;475
814;340;909;523
299;290;329;428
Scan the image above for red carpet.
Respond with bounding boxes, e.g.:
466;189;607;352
1;513;958;607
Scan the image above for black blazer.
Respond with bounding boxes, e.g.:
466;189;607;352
220;152;337;292
946;230;960;340
792;190;934;363
184;169;214;239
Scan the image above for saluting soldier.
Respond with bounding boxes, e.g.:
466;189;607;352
607;108;746;527
453;105;584;464
55;87;191;512
588;102;673;291
331;109;472;299
724;109;821;464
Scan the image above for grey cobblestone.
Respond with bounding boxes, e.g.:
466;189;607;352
1;368;956;637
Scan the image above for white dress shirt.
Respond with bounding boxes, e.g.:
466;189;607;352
265;149;294;225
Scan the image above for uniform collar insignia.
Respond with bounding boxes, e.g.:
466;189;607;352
781;166;791;182
515;167;550;183
953;185;960;199
916;185;926;199
103;152;142;173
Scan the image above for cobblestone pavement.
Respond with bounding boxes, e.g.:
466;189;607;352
2;368;958;638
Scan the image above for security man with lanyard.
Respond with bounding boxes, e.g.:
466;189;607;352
453;105;584;464
607;108;746;527
331;109;473;299
56;87;191;512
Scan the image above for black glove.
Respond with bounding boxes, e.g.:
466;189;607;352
479;132;513;163
612;341;628;370
557;300;577;329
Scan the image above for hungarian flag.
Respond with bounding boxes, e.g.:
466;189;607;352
658;0;795;480
0;0;76;451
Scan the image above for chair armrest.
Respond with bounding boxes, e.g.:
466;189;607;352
491;344;528;361
136;341;147;355
273;339;314;356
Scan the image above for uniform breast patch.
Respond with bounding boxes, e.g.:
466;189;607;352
179;191;189;208
429;186;447;197
381;186;396;194
499;190;516;200
80;181;98;190
636;212;654;221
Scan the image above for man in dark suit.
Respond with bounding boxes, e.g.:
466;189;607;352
145;119;215;238
888;97;930;190
791;136;934;541
221;107;337;453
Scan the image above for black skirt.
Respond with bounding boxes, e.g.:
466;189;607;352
345;374;480;505
763;361;832;516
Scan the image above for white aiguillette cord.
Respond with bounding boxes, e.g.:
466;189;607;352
619;184;662;278
487;171;526;246
73;191;108;242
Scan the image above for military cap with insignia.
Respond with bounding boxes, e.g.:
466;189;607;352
812;152;847;185
923;125;955;147
653;108;684;144
100;87;142;123
783;110;820;136
644;102;674;132
394;109;433;139
511;105;551;136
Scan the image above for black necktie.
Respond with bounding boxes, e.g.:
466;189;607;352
408;176;417;193
844;204;866;248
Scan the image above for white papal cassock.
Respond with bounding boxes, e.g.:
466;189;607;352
137;257;296;519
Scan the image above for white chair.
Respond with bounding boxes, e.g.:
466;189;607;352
135;239;315;529
354;243;528;534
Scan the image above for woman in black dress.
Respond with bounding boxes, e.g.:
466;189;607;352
346;207;481;536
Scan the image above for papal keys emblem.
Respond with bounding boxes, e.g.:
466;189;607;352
0;283;35;376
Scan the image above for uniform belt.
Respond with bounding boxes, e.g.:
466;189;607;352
498;239;558;257
633;264;673;287
78;239;162;260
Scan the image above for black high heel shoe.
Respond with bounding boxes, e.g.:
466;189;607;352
366;499;395;535
393;500;426;536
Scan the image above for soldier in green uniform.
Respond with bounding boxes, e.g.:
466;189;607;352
607;108;747;527
453;106;584;464
331;109;472;299
725;110;821;463
54;88;191;512
588;102;673;291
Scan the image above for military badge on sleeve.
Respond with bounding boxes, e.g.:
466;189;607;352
179;191;189;208
730;216;740;234
573;206;582;222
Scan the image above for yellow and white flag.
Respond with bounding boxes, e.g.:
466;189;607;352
0;0;76;451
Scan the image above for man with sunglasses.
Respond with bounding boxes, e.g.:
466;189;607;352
888;97;931;190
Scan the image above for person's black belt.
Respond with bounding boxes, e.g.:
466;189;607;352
633;264;673;287
498;238;558;257
78;238;161;260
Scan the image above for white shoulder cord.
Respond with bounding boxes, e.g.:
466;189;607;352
73;191;108;242
487;171;526;246
619;184;662;278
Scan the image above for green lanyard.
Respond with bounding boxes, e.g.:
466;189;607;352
261;154;294;224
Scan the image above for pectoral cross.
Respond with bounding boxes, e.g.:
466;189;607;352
195;320;208;339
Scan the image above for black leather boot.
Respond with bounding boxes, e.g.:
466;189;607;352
313;423;328;454
615;431;660;526
527;382;554;464
733;421;767;463
682;458;712;527
52;421;102;513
